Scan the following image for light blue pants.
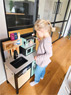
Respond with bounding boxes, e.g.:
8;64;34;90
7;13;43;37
34;65;47;83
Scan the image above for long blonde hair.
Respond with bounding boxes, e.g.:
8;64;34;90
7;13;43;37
34;19;55;32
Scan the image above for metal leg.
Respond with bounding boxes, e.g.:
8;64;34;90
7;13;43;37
14;74;19;94
7;80;9;83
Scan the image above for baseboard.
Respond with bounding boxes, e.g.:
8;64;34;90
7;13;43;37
0;77;6;85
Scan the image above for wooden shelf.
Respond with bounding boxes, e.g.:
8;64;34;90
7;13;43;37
6;12;25;15
2;39;22;51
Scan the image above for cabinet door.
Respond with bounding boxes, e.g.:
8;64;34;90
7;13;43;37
58;82;70;95
58;67;71;95
18;68;31;88
5;65;15;88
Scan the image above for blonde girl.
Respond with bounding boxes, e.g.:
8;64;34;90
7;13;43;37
30;19;55;86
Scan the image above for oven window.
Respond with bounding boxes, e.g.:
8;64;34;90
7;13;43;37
27;48;31;53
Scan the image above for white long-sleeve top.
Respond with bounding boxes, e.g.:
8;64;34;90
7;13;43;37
36;36;53;67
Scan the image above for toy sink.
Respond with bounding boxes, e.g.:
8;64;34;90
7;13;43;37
10;57;28;69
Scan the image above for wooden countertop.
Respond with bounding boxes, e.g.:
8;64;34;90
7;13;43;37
2;39;22;51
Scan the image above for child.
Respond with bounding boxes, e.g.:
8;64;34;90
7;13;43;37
30;19;55;86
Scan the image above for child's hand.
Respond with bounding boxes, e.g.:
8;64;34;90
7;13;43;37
34;56;37;60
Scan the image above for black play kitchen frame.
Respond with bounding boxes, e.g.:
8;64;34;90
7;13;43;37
0;33;37;94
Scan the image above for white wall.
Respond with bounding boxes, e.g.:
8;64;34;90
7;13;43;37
38;0;55;22
38;0;46;19
62;0;71;36
0;0;8;85
38;0;70;24
64;14;71;37
56;0;68;21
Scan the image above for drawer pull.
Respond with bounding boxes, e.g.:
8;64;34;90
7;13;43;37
65;86;70;94
18;68;28;77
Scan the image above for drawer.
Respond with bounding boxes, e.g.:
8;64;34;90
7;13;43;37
18;68;31;88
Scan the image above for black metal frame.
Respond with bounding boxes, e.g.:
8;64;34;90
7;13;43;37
35;0;39;20
51;0;61;37
51;0;70;42
51;20;67;24
3;0;38;37
36;0;70;42
59;0;71;38
8;25;34;31
63;10;71;37
14;74;18;94
3;0;71;42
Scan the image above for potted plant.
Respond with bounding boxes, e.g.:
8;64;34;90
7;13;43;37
9;0;14;12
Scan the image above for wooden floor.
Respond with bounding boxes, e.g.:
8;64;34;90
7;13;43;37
52;27;60;42
0;37;71;95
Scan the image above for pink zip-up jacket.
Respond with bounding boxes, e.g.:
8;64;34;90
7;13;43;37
36;36;53;67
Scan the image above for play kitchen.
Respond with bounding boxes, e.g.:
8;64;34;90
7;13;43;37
1;32;37;94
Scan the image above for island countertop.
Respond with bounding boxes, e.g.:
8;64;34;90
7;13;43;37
4;52;36;74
